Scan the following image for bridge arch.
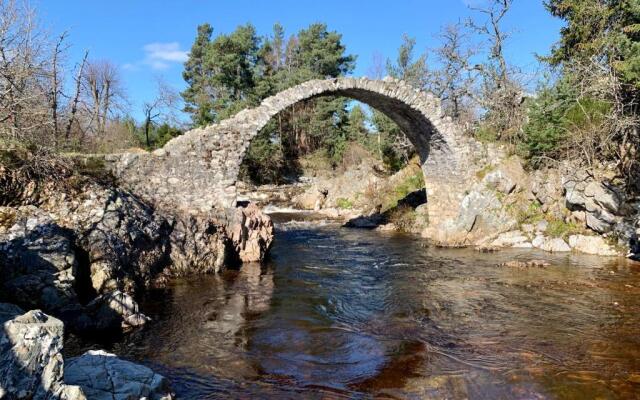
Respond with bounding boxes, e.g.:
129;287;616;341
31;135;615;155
111;77;461;213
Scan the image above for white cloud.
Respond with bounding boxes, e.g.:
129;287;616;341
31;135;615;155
125;42;188;71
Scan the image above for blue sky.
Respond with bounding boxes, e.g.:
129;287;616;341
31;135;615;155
37;0;563;121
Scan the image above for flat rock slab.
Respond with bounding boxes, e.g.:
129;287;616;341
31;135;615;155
65;350;173;400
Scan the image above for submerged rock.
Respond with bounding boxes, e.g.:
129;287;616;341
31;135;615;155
500;260;551;268
85;290;150;331
490;230;531;248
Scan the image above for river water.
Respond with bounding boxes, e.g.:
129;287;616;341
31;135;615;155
68;213;640;399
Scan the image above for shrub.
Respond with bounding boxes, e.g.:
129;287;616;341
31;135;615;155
336;197;354;209
508;200;545;225
475;125;499;143
546;219;582;239
387;205;416;232
475;164;494;180
383;169;425;210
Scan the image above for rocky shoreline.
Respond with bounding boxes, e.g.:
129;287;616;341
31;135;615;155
0;173;273;398
260;143;639;259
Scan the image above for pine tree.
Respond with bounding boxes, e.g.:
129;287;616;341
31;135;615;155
182;24;214;126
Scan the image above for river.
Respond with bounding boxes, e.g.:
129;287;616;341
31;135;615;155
66;212;640;399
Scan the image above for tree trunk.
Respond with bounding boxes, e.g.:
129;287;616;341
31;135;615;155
65;50;88;140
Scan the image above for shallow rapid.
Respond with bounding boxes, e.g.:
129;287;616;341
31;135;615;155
66;213;640;399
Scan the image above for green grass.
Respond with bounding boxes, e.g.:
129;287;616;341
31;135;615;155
508;200;545;225
475;164;495;180
336;197;354;209
546;219;582;239
383;171;425;210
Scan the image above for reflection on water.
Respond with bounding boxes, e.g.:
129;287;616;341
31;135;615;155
67;216;640;399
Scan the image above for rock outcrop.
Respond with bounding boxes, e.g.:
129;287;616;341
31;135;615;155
564;175;623;234
0;177;273;335
311;140;637;257
227;203;274;263
421;154;521;246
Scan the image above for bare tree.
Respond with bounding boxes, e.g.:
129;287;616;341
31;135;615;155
466;0;525;142
367;52;386;80
64;50;88;141
0;0;52;144
467;0;512;88
81;60;126;137
48;31;68;145
429;23;477;124
142;78;179;148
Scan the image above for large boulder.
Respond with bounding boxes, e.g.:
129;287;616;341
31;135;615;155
568;235;618;256
0;206;150;333
482;157;528;195
167;211;231;275
0;307;85;400
532;236;571;252
428;187;517;245
0;307;171;400
65;350;173;400
531;168;563;206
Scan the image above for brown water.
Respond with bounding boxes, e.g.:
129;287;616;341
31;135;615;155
67;216;640;399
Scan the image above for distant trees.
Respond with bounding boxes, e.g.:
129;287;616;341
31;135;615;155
182;23;215;127
181;22;356;183
4;0;628;192
0;0;56;145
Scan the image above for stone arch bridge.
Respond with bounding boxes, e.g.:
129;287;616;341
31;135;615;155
108;77;470;214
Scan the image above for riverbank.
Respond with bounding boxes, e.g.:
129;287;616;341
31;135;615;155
271;141;639;259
